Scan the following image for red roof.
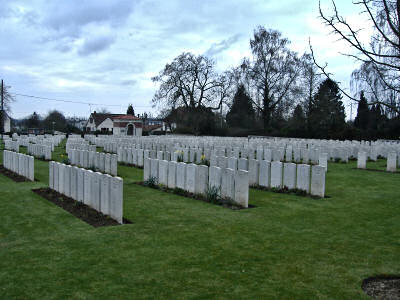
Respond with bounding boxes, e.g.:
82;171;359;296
89;113;141;127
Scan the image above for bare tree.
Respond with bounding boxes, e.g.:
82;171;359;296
311;0;400;114
300;53;323;131
245;27;302;130
1;82;15;135
151;52;233;111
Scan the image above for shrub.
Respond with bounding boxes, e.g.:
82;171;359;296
206;186;221;204
144;176;158;188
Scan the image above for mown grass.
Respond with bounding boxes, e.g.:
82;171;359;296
0;141;399;299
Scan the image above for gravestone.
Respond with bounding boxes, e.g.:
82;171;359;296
158;160;169;185
270;161;283;188
176;162;186;190
311;165;325;197
221;168;235;200
110;176;123;224
101;174;112;215
357;151;367;169
283;163;296;190
248;159;259;186
167;161;177;189
296;164;310;193
185;164;197;193
258;160;271;188
209;166;222;192
234;170;249;208
195;165;208;195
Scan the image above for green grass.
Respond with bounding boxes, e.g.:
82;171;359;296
0;144;399;299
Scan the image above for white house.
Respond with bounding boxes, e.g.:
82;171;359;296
85;112;143;136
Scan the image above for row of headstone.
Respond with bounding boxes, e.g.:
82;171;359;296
357;151;398;172
68;149;118;176
246;160;326;197
66;142;96;153
27;144;52;160
4;140;20;152
85;134;400;166
49;162;124;223
3;150;34;181
143;158;249;208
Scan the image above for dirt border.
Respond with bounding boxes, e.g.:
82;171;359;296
135;181;255;210
32;188;132;227
362;275;400;299
0;165;30;182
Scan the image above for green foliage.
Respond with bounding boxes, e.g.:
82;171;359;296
309;79;346;139
205;186;221;203
143;176;158;187
226;84;255;129
127;104;135;116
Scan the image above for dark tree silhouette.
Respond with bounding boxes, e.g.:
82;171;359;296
309;79;346;138
226;84;255;129
127;104;135;115
354;91;370;130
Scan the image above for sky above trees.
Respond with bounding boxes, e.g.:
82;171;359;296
0;0;369;119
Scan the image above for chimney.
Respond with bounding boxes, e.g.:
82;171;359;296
93;111;96;115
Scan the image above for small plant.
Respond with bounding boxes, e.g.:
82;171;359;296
206;186;221;204
144;176;158;187
176;150;184;162
334;158;341;163
62;158;70;165
200;154;210;166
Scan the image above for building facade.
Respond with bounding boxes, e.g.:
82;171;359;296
85;112;143;136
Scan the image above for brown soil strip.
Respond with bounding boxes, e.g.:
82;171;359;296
135;181;255;210
0;165;30;182
362;275;400;300
32;188;132;228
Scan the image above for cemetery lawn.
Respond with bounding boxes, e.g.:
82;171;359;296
0;146;399;298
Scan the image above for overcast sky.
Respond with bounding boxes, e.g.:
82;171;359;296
0;0;372;120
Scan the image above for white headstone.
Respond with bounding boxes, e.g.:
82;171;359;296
283;163;296;190
296;164;310;193
311;165;325;197
167;161;177;189
258;160;271;188
270;161;283;189
234;169;249;208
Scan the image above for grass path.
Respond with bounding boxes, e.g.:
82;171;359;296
0;140;399;299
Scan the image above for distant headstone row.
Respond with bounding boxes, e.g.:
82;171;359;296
143;158;249;208
3;150;34;181
27;144;52;160
357;151;398;172
67;149;118;176
85;134;400;163
49;162;124;224
4;140;19;152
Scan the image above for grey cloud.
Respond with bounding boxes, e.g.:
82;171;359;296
42;0;136;35
120;79;137;86
78;35;116;56
205;34;242;57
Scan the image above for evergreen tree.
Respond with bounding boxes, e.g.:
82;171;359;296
127;104;135;116
309;79;346;138
354;91;370;130
288;104;306;137
226;84;255;129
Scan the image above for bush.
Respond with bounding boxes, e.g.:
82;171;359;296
206;186;221;204
144;176;158;188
